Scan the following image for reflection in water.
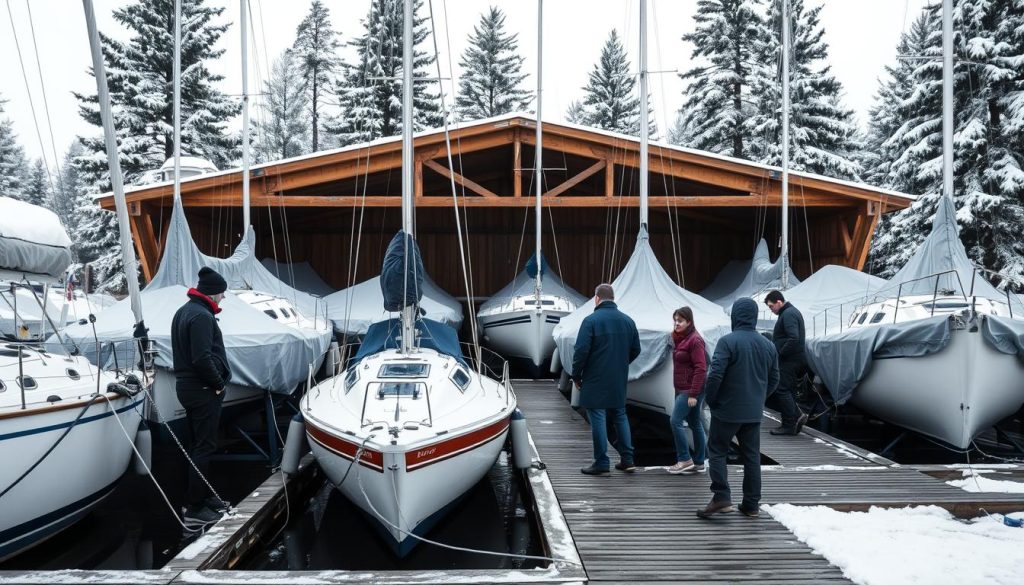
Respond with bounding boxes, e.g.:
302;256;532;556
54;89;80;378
244;452;542;571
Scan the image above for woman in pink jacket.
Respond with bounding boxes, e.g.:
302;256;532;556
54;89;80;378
667;306;708;474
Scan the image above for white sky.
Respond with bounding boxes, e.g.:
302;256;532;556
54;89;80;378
0;0;930;174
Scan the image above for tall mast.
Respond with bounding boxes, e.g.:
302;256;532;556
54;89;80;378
82;0;144;326
942;0;953;202
173;0;181;203
534;0;543;301
241;0;251;229
638;0;649;231
400;0;414;354
780;0;791;288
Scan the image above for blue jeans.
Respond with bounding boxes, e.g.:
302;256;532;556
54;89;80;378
708;418;761;508
587;407;634;469
670;393;706;464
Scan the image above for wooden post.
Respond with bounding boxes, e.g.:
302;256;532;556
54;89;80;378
513;128;522;198
605;158;614;197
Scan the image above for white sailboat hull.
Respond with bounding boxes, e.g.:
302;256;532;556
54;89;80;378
305;414;510;557
479;309;564;368
851;325;1024;449
0;393;143;560
626;358;674;418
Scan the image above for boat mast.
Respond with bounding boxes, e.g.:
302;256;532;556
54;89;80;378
780;0;790;288
82;0;144;326
400;0;415;354
534;0;543;303
638;0;649;231
173;0;181;204
942;0;953;202
241;0;251;230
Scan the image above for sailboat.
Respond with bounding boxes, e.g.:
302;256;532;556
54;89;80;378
805;0;1024;449
553;0;731;421
477;2;585;374
54;0;332;425
0;4;153;558
301;0;517;557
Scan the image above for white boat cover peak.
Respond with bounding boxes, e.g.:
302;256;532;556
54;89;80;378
702;238;800;309
0;197;74;280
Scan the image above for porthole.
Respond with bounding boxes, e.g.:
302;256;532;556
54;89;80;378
263;309;279;319
66;368;81;381
17;376;37;391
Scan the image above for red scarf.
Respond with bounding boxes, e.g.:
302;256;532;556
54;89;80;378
671;324;693;344
187;288;223;314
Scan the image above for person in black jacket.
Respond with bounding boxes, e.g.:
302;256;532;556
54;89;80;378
172;267;232;526
698;298;779;519
764;290;809;436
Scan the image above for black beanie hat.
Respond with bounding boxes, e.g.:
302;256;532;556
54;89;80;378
197;267;228;296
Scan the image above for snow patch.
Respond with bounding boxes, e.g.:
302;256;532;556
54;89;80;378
947;474;1024;493
764;504;1024;585
176;526;231;561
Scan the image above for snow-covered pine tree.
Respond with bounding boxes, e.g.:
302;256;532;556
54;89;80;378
73;0;239;293
332;0;442;146
0;95;28;201
455;6;532;120
258;49;310;161
746;0;861;179
23;159;50;208
564;100;587;125
293;0;340;152
675;0;768;158
51;142;84;235
578;29;648;135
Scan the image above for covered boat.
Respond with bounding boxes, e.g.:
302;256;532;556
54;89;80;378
260;258;335;298
702;239;800;314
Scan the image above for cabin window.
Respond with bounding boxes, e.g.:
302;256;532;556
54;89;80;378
379;363;430;378
376;382;421;399
919;301;969;310
450;367;471;391
263;309;278;319
869;312;886;324
344;367;359;392
0;380;5;393
280;307;291;318
66;368;80;380
17;376;37;391
858;312;869;324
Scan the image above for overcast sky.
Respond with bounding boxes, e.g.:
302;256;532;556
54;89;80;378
1;0;930;174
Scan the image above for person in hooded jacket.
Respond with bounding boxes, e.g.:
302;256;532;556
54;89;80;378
172;266;232;526
667;306;707;474
572;283;642;476
698;298;779;519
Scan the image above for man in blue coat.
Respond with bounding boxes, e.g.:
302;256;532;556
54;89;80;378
572;283;642;476
698;297;779;518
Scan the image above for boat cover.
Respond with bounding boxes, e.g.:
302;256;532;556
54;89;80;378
805;196;1016;404
478;252;586;314
702;239;800;309
353;318;466;367
980;315;1024;359
260;258;335;297
0;197;73;280
381;231;424;311
51;201;331;394
781;265;887;336
553;229;730;381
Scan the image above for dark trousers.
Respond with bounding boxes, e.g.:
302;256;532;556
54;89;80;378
176;386;223;508
707;417;761;509
587;407;634;469
770;364;804;427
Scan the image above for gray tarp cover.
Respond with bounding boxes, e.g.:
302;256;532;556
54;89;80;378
0;197;74;280
777;265;887;335
980;315;1024;358
260;258;335;297
478;253;586;314
702;239;800;309
553;230;730;380
324;273;463;338
53;201;331;393
805;315;952;404
805;196;1017;404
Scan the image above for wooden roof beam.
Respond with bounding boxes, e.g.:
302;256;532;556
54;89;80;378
177;194;854;208
423;159;499;198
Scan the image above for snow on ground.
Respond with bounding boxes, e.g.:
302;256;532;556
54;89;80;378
764;504;1024;585
946;470;1024;493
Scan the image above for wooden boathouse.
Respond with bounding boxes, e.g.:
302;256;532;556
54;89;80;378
102;114;913;295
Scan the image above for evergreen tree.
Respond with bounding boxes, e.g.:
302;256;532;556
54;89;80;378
564;100;587;125
24;159;50;208
332;0;443;146
73;0;239;293
675;0;768;157
51;142;84;234
258;49;310;161
293;0;341;152
746;0;861;179
0;95;28;201
577;29;648;135
456;6;532;120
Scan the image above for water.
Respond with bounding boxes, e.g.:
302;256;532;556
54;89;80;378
241;452;543;571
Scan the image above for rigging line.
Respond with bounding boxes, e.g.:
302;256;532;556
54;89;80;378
24;0;66;199
799;180;813;274
546;203;565;287
4;0;56;191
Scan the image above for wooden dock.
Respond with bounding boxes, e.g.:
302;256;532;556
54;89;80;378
515;380;1021;584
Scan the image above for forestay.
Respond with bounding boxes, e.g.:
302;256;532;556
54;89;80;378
553;230;730;381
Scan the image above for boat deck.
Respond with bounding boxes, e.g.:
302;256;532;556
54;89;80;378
514;379;1022;584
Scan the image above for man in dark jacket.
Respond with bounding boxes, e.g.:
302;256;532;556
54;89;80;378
172;266;232;526
698;297;779;518
572;283;642;476
764;290;809;435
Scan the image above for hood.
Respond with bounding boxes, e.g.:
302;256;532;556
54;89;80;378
731;298;758;331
